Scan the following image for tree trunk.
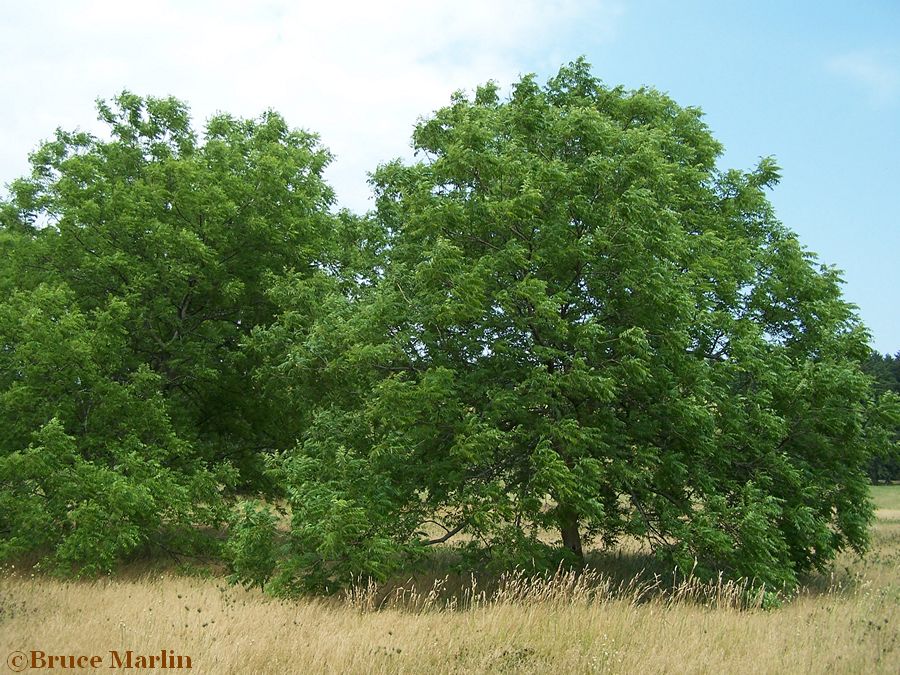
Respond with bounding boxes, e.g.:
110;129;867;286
558;505;584;562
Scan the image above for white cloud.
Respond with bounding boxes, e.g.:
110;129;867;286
0;0;622;212
828;49;899;106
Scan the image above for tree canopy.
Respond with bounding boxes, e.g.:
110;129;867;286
242;60;895;593
0;93;338;572
2;62;896;596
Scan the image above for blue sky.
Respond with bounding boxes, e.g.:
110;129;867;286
561;1;899;354
1;1;896;351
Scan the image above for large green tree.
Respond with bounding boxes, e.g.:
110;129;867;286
0;93;337;572
246;60;893;593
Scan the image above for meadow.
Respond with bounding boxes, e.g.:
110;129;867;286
1;485;897;674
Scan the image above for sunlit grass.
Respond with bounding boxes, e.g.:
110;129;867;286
1;486;898;674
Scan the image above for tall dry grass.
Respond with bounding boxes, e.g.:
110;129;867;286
1;494;898;674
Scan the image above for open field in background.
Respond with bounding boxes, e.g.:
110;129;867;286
1;486;898;674
872;483;900;512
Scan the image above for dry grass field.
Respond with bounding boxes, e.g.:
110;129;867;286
2;486;898;674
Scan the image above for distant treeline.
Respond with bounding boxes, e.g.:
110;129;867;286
864;351;900;483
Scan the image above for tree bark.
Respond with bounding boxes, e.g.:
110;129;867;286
558;505;584;562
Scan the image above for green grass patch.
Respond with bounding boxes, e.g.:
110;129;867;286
871;483;900;511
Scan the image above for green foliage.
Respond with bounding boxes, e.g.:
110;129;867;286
0;93;334;573
1;66;893;595
257;59;889;593
224;500;280;591
861;352;900;483
0;284;230;574
6;93;336;478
